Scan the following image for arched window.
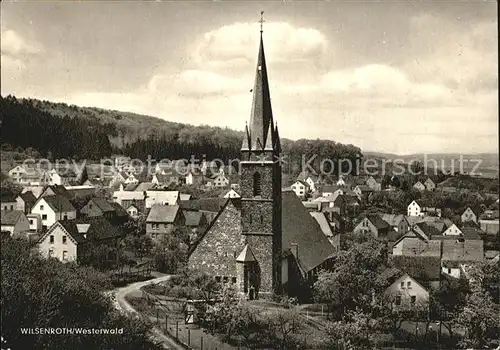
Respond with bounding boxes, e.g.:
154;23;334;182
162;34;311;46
260;215;263;224
253;172;261;197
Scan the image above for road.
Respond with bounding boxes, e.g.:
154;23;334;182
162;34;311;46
110;274;185;350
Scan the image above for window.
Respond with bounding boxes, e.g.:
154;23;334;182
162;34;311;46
49;235;54;244
42;214;47;220
395;296;401;306
231;277;237;283
89;204;93;209
29;219;33;225
223;276;229;283
48;248;54;257
215;276;221;283
62;251;68;261
10;205;13;210
152;223;159;230
249;214;252;224
407;281;412;288
260;215;263;224
400;281;405;288
233;251;237;259
62;236;67;244
411;296;416;304
253;172;261;196
63;214;68;220
40;205;44;210
447;268;452;274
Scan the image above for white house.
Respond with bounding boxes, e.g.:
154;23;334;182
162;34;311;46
125;204;140;219
384;273;429;310
224;189;241;198
441;240;484;278
1;210;30;236
210;172;229;188
413;181;426;192
461;207;477;223
424;178;436;191
31;195;77;230
145;191;180;209
37;221;82;262
366;176;381;191
291;180;309;199
336;176;346;187
407;200;422;217
443;223;463;236
27;213;42;233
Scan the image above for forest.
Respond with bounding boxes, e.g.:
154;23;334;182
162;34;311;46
1;95;362;176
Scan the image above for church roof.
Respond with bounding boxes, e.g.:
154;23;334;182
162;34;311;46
245;32;275;151
236;244;257;262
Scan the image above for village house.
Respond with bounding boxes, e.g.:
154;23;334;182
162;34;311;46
188;31;334;301
145;190;180;209
461;207;478;223
310;212;337;251
380;214;410;234
1;196;17;211
320;185;340;197
413;181;426;192
443;223;463;236
336;176;347;187
112;188;145;207
290;180;309;199
22;186;45;199
353;185;374;199
353;215;390;238
224;189;241;198
296;171;318;193
184;211;209;239
146;204;185;240
208;170;230;188
27;213;42;233
80;197;116;219
185;169;204;186
380;268;430;310
125;203;140;219
478;219;499;235
15;191;36;214
1;210;30;236
441;239;484;278
424;178;436;191
407;200;422;217
365;176;381;191
114;156;131;171
47;168;79;186
31;195;77;230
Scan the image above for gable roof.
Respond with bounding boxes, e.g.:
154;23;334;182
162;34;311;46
0;210;25;226
401;238;441;257
236;244;257;262
72;217;123;240
145;190;180;205
367;214;391;230
146;204;181;223
18;191;36;203
109;202;129;217
380;214;407;227
40;195;75;213
38;221;86;245
135;182;156;192
442;240;484;263
391;255;441;280
282;190;335;272
310;212;333;238
90;197;116;213
124;183;139;191
184;211;206;227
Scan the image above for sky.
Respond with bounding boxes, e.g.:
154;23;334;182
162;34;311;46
1;0;498;155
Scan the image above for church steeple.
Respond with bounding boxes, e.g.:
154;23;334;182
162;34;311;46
246;13;274;151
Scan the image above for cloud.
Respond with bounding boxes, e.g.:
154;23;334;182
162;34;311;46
192;22;328;69
404;14;497;92
1;29;42;56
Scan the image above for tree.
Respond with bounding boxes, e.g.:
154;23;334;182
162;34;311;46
325;310;380;350
265;306;302;349
1;237;162;349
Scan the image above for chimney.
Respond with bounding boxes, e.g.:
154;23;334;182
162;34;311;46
290;243;299;260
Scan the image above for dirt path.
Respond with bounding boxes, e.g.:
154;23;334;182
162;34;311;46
111;275;185;350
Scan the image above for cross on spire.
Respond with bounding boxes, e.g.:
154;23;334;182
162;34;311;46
259;11;265;33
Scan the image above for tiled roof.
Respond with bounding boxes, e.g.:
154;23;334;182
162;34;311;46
380;214;406;227
135;182;156;192
391;255;441;280
0;210;24;225
399;235;441;257
184;211;205;227
282;190;335;272
146;204;180;223
124;183;139;191
72;217;122;240
42;195;75;213
442;240;484;263
310;212;333;238
19;191;36;203
109;202;129;217
91;197;116;213
180;198;227;212
367;214;390;230
56;221;86;244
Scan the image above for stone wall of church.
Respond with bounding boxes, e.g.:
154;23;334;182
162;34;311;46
241;200;274;233
188;202;245;279
240;163;274;199
246;234;274;295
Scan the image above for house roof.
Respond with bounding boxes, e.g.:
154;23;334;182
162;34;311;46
282;189;335;272
41;195;75;213
391;255;441;280
113;190;145;201
124;183;139;191
485;250;499;259
18;191;36;203
90;197;116;213
184;211;205;227
321;185;339;193
0;210;25;226
310;212;333;237
380;214;406;227
442;240;484;263
72;217;123;240
42;185;71;199
398;234;441;257
38;221;86;244
135;182;156;192
367;214;390;230
236;244;257;262
180;193;192;201
180;198;227;212
145;191;180;205
357;185;373;192
294;180;309;187
109;202;129;217
146;204;181;223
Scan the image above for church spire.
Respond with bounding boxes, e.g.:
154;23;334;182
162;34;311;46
248;11;274;151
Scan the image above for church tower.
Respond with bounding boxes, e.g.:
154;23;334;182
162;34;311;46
238;13;283;298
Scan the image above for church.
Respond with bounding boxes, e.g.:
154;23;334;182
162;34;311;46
188;23;335;300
